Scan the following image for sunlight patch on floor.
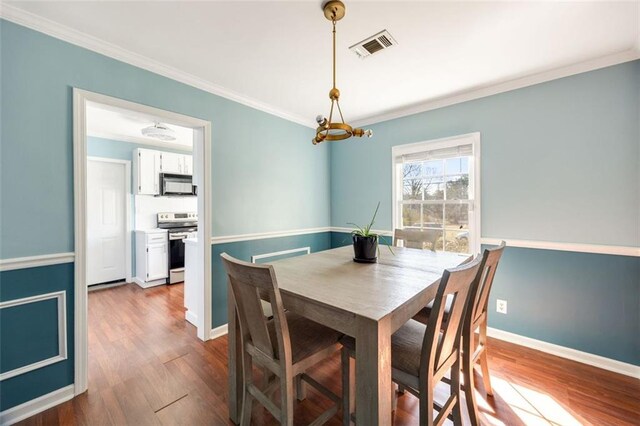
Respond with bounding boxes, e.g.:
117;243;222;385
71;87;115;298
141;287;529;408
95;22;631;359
488;376;581;426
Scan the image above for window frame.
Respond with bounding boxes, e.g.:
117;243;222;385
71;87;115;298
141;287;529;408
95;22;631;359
391;132;481;255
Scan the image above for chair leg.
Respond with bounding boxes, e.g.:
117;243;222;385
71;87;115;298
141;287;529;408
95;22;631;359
463;340;481;426
451;357;463;426
240;352;254;426
280;374;295;426
341;349;355;426
479;319;493;396
295;374;307;401
392;382;398;412
419;379;435;426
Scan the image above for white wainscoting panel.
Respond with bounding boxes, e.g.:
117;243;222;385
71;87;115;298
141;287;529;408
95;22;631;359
0;291;68;381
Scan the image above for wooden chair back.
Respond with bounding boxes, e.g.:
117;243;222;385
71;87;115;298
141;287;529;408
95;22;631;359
421;257;482;374
394;228;441;251
470;242;506;325
221;253;291;364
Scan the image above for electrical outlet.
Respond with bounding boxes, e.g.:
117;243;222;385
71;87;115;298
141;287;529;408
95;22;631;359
496;299;507;314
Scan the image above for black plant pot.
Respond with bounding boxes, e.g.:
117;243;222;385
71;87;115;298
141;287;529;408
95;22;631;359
352;235;378;263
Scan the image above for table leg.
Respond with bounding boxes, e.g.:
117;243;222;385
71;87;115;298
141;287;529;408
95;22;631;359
355;316;392;425
228;283;242;424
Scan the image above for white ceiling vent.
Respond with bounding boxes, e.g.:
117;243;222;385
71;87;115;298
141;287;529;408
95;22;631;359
349;30;397;59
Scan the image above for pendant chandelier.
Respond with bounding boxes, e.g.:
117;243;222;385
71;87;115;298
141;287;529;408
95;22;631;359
313;1;372;145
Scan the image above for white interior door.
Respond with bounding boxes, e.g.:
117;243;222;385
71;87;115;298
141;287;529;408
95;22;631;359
87;159;127;285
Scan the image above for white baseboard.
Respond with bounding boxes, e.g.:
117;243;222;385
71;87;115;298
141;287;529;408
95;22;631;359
209;323;228;340
132;277;166;288
0;384;74;426
185;310;198;326
487;327;640;379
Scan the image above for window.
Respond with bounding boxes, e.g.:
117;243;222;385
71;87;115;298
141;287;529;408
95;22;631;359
392;133;480;255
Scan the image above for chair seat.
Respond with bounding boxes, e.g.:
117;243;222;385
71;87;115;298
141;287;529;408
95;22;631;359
340;319;432;377
267;312;342;364
413;294;454;325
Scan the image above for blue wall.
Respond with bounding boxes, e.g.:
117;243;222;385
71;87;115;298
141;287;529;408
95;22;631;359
329;62;640;365
0;20;330;260
0;20;329;411
331;61;640;247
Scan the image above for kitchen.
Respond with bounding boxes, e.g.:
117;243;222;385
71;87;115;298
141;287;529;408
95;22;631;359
85;103;204;331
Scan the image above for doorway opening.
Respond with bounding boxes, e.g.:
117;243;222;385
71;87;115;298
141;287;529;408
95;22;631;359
73;89;212;395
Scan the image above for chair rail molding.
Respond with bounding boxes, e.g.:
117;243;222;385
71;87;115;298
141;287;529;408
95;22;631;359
211;227;331;245
251;247;311;263
0;253;75;272
0;291;68;381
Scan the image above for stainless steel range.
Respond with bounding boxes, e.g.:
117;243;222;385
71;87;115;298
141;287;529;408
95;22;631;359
157;212;197;284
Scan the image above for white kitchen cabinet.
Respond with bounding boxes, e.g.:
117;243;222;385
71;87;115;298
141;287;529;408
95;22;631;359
134;148;161;195
160;152;182;174
183;155;193;175
134;229;168;288
134;149;193;195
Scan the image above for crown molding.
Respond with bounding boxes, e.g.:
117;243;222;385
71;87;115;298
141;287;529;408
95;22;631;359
351;49;640;127
2;4;638;130
0;3;314;129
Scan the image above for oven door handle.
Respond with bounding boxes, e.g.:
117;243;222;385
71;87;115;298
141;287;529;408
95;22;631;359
169;233;189;240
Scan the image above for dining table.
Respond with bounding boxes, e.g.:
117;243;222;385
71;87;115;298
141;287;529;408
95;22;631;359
227;244;471;425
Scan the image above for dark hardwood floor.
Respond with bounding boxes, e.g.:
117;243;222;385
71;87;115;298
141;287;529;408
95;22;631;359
17;283;640;425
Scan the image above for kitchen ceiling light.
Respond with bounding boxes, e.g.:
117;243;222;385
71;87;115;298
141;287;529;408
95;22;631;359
141;122;176;141
313;1;372;145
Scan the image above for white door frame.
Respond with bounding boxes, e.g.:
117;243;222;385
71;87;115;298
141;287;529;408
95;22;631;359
87;157;133;283
73;88;213;395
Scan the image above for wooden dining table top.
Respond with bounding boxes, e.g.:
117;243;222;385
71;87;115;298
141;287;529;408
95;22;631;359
269;245;470;322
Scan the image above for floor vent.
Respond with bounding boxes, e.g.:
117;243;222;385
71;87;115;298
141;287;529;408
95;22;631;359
349;30;397;59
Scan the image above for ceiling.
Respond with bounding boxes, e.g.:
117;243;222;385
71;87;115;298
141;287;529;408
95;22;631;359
5;1;640;127
87;102;194;150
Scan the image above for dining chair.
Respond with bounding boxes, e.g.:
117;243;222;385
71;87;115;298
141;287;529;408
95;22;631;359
340;257;482;425
413;241;506;425
394;228;441;251
221;253;342;426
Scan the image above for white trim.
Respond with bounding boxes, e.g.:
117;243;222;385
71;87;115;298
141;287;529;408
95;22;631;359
88;131;193;153
391;132;482;255
328;228;640;257
330;227;392;237
87;157;132;283
0;384;75;426
131;276;166;289
185;309;198;326
352;49;640;127
0;291;67;381
481;238;640;257
487;327;640;379
251;247;311;263
0;4;312;129
211;227;331;245
0;253;75;272
73;89;214;396
209;323;229;340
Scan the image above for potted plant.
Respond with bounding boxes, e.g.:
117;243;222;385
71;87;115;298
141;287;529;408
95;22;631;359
349;202;382;263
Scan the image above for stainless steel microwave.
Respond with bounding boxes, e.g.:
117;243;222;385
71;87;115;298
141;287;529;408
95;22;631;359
159;173;196;196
